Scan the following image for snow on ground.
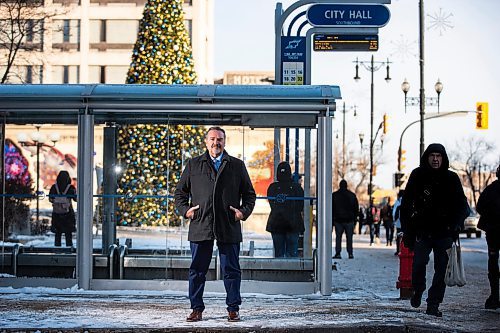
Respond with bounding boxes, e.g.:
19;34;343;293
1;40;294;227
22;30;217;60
0;230;497;331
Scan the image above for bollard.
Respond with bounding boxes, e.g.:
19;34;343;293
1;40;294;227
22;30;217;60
396;239;414;299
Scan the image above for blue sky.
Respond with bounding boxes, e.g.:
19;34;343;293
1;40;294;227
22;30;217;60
214;0;500;188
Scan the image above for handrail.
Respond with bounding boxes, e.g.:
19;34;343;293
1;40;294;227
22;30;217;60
118;244;128;280
108;244;118;279
11;244;23;277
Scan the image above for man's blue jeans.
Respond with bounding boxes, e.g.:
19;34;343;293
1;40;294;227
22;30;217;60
189;240;241;312
271;232;300;257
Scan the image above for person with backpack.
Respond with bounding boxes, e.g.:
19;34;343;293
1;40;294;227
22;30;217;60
49;170;77;247
476;164;500;310
266;161;305;257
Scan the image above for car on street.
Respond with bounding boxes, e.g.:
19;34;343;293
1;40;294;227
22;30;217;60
462;208;481;238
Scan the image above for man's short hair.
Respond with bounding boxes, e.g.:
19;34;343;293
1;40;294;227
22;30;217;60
205;126;226;139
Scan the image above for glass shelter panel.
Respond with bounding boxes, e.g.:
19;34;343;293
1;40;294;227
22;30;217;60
94;123;317;282
1;123;318;282
1;122;79;279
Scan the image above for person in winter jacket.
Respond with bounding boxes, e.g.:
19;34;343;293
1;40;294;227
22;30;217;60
392;189;404;256
49;170;77;247
332;179;359;259
400;143;468;317
175;127;256;323
266;161;304;257
381;197;395;246
366;199;381;245
476;164;500;310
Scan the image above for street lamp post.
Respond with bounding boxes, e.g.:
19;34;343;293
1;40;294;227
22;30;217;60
401;77;443;156
17;126;59;227
340;102;357;176
353;55;391;208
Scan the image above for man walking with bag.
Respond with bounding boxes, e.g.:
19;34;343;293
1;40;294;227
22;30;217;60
476;164;500;310
400;143;468;317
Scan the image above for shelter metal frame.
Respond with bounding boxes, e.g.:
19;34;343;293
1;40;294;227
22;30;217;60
0;84;340;295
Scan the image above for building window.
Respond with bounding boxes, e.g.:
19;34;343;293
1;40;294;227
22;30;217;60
0;65;43;84
26;66;33;83
63;20;71;42
26;20;35;42
100;20;106;42
90;20;138;45
184;19;192;43
89;66;128;84
52;65;79;84
100;66;105;83
53;19;80;48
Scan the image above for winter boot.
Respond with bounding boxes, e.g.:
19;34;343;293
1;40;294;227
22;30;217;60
425;304;442;317
485;296;500;310
485;272;500;310
410;290;423;308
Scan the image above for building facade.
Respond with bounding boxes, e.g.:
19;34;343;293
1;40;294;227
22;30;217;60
0;0;213;84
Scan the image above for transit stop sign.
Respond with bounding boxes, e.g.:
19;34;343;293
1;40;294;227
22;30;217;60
307;4;391;27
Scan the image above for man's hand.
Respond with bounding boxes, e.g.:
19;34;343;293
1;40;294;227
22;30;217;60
186;205;200;219
230;206;244;221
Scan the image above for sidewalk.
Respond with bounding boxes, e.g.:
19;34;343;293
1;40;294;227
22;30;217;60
0;235;498;332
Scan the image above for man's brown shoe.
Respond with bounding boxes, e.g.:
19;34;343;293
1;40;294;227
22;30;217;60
186;310;202;322
228;310;240;322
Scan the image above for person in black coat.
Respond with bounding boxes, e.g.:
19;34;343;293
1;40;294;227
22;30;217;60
476;164;500;310
49;170;77;247
266;161;304;257
174;127;256;323
332;179;359;259
381;197;395;246
400;143;468;317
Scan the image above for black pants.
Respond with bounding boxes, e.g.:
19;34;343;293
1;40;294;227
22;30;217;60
55;231;73;247
412;236;452;307
486;232;500;299
384;222;395;244
334;222;354;256
369;223;381;243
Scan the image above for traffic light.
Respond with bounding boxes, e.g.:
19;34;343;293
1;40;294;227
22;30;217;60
394;172;404;188
397;148;406;171
476;102;489;129
383;113;388;134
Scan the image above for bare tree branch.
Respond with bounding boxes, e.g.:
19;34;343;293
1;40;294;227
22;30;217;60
1;0;64;83
449;136;497;206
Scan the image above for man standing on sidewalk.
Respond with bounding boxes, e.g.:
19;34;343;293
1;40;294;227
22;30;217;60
400;143;468;317
175;126;256;322
332;179;359;259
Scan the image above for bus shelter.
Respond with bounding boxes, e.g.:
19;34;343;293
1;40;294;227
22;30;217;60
0;84;340;295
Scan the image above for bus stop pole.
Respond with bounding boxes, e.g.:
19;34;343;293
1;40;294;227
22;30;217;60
318;114;333;295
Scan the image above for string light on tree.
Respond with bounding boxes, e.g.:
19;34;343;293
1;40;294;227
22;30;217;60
120;0;205;226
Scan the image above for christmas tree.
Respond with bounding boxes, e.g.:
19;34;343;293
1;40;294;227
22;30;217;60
126;0;196;84
119;0;205;226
